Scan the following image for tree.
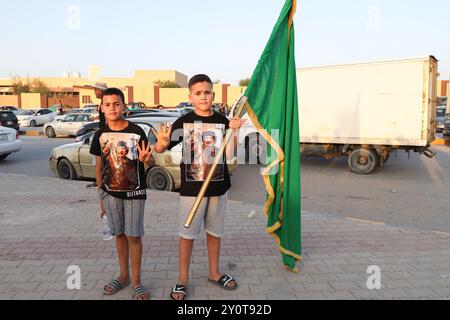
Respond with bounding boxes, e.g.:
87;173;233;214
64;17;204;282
11;77;30;95
11;77;49;95
154;80;180;88
239;78;251;87
30;78;49;94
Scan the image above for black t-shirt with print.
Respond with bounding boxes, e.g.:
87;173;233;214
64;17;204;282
168;111;231;197
90;121;148;200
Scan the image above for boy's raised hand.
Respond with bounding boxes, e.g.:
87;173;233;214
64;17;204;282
151;123;172;149
136;140;155;164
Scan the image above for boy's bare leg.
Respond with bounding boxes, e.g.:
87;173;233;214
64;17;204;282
207;234;221;280
128;237;143;286
207;234;236;288
104;234;129;294
116;235;130;282
173;237;194;300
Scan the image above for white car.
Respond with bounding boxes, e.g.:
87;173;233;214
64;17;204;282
44;113;94;138
0;126;22;161
17;108;56;127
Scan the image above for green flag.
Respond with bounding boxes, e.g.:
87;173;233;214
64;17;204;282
243;0;301;271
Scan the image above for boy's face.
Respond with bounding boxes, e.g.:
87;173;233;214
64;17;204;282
101;95;124;122
189;82;214;113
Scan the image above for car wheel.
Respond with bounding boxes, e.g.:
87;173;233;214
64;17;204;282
348;148;379;174
146;166;174;191
46;126;56;138
0;154;9;161
57;158;78;180
30;120;37;127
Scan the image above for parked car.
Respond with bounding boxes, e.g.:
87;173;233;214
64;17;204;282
164;108;193;116
126;111;178;119
443;114;450;138
127;102;147;110
51;117;237;191
55;108;86;121
0;111;20;131
0;106;20;114
0;126;22;161
75;114;178;137
124;109;161;117
44;113;94;138
16;108;56;127
50;119;181;191
176;102;193;109
436;106;447;133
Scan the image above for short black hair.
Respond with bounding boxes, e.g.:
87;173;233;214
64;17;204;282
102;88;125;105
188;74;213;90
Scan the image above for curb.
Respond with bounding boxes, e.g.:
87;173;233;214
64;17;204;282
432;138;450;146
19;130;44;136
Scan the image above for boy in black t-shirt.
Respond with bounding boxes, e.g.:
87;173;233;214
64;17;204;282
153;75;245;300
90;88;154;300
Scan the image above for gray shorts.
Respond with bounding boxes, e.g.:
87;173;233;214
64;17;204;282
100;190;145;238
178;192;228;240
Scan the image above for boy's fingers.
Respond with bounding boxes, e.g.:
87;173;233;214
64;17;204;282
151;127;158;136
149;146;156;157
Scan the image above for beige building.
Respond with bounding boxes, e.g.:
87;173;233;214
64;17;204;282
0;69;246;110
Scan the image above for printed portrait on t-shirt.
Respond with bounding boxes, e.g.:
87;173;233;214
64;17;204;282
99;132;141;191
183;122;225;182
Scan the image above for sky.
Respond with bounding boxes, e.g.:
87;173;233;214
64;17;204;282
1;0;449;85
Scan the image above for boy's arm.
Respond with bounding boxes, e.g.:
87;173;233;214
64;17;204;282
225;130;239;161
95;156;106;218
225;117;245;161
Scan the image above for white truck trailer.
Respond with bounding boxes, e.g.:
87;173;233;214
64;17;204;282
239;56;439;174
297;56;438;174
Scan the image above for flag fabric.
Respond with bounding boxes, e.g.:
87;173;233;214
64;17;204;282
243;0;301;271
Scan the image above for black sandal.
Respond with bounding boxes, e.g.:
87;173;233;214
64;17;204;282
170;284;187;300
208;274;238;290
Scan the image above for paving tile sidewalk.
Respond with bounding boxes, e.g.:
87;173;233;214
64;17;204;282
0;173;449;300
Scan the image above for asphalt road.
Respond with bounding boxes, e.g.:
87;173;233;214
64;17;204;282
0;136;73;177
1;135;449;233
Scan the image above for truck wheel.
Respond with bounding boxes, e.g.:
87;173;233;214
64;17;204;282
57;159;78;180
146;167;174;191
46;127;56;138
348;148;379;174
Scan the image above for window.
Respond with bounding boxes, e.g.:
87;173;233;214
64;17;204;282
64;115;76;122
82;96;92;104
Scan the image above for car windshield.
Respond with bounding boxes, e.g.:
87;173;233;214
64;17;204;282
437;109;446;117
16;110;33;116
1;112;17;121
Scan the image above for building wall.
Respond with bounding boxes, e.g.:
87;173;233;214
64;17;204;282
159;88;190;107
20;93;41;109
0;95;19;107
227;86;246;105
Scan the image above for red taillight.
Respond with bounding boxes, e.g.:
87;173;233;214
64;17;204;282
16;131;19;140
